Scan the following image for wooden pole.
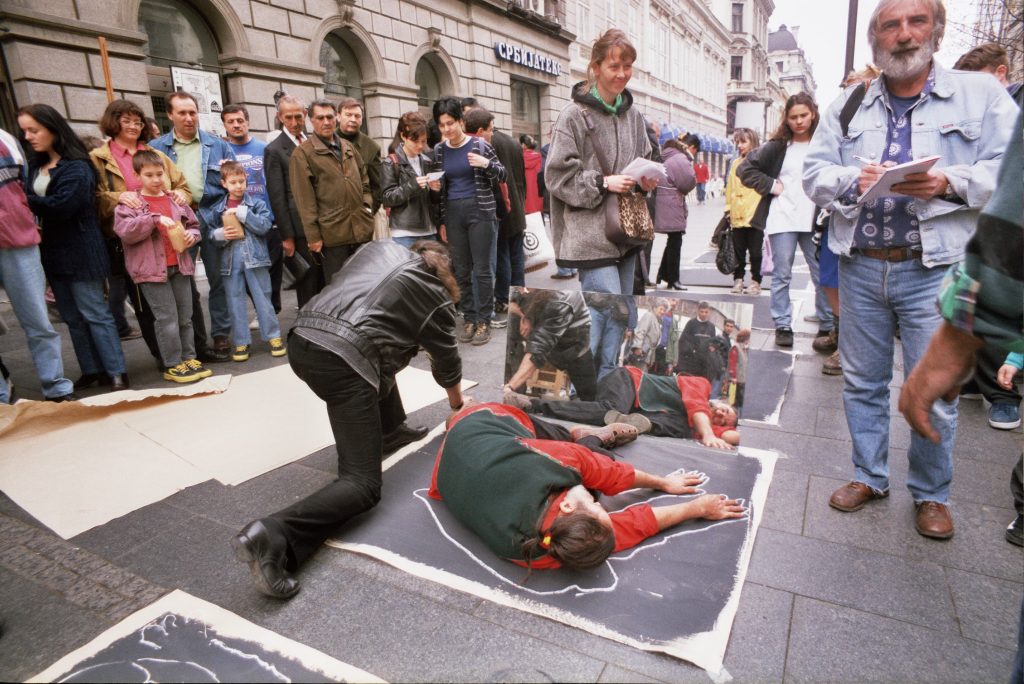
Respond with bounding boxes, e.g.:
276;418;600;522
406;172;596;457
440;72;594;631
98;37;114;103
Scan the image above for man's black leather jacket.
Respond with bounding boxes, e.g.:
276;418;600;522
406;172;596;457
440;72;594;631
292;240;461;392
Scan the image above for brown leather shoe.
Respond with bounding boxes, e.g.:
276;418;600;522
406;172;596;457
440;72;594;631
570;423;639;448
915;501;954;540
829;481;889;512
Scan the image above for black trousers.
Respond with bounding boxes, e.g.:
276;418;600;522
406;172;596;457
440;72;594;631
1012;453;1023;516
291;235;324;309
319;243;360;292
656;233;682;285
267;335;404;569
732;227;763;283
530;367;692;438
549;346;598;401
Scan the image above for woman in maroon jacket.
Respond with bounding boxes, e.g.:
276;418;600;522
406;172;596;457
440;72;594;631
653;138;696;290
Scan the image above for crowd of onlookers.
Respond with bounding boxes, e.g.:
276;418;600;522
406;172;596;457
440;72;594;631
0;1;1021;554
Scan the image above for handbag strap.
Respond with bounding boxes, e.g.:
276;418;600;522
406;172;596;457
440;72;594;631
577;105;613;177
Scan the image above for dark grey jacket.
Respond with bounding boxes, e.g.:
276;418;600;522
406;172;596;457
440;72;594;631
292;240;461;393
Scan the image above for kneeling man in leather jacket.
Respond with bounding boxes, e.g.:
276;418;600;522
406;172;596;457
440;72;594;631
232;239;467;598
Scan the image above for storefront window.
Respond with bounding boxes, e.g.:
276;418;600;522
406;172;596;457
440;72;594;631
320;33;363;97
139;0;221;133
511;79;541;142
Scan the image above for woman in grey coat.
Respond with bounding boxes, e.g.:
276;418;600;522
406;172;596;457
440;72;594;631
545;28;657;377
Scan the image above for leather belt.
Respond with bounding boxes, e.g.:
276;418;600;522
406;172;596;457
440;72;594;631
852;247;922;262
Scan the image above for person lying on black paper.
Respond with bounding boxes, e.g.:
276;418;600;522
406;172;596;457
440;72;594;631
504;366;739;449
430;402;746;571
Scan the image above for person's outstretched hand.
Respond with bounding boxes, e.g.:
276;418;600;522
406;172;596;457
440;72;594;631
695;494;746;520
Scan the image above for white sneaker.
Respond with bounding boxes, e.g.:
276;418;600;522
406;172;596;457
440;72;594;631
248;316;259;331
731;279;744;294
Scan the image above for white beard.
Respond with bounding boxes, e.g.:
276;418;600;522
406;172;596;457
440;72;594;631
875;39;936;82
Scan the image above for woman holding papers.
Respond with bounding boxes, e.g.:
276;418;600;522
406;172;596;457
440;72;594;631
737;92;834;348
546;28;658;293
382;111;440;248
545;28;658;377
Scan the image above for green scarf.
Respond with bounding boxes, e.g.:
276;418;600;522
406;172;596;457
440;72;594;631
590;85;622;115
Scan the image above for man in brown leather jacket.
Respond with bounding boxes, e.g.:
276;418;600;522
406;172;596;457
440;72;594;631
288;99;374;287
231;240;467;599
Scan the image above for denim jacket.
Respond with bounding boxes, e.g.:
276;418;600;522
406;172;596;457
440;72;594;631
150;130;235;223
803;62;1016;267
203;194;274;275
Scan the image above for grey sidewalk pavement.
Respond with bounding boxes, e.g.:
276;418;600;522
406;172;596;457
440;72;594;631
0;197;1020;682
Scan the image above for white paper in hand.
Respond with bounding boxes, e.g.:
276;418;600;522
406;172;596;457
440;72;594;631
858;155;941;204
425;171;445;182
620;157;668;184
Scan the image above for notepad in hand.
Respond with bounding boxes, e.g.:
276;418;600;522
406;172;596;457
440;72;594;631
858;155;941;204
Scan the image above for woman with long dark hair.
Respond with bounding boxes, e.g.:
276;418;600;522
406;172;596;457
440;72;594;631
738;92;833;348
18;103;128;391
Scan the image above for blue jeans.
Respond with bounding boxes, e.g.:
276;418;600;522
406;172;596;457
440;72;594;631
224;265;280;346
768;231;832;330
495;231;525;305
0;246;73;400
392;234;438;249
839;254;956;503
50;278;126;376
580;254;636;379
195;227;231;338
445;198;497;324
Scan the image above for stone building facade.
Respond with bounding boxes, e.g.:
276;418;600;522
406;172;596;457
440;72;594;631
0;0;743;171
767;24;816;97
0;0;574;146
714;0;773;139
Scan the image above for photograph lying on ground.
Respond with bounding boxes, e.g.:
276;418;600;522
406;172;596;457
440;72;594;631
502;287;775;440
329;405;775;673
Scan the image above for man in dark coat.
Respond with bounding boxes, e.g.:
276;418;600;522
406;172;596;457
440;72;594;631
264;95;324;307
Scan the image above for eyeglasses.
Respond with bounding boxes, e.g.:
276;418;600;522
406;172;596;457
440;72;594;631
119;119;144;129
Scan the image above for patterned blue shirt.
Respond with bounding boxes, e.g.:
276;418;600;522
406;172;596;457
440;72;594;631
853;68;937;249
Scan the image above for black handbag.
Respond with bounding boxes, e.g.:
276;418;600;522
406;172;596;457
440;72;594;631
283;251;311;282
715;222;739;275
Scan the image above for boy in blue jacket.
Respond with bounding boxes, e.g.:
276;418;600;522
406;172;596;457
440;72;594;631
204;161;284;361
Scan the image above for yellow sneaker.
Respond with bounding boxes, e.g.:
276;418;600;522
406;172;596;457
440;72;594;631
269;337;287;357
232;345;250;362
163;363;200;383
184;358;213;378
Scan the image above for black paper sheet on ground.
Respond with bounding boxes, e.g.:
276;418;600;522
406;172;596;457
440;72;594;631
741;349;796;424
328;429;775;674
30;590;384;683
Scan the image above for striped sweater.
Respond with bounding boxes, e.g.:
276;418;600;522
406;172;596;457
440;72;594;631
432;136;506;226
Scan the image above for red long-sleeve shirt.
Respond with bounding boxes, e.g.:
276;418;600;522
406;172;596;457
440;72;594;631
430;403;658;569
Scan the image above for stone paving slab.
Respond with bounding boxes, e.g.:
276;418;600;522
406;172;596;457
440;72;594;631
748;528;960;635
945;566;1024;651
785;596;1015;683
761;468;810;536
803;475;1023;583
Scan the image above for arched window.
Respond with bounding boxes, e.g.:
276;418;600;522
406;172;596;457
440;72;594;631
415;58;441;114
320;33;363;97
139;0;220;133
